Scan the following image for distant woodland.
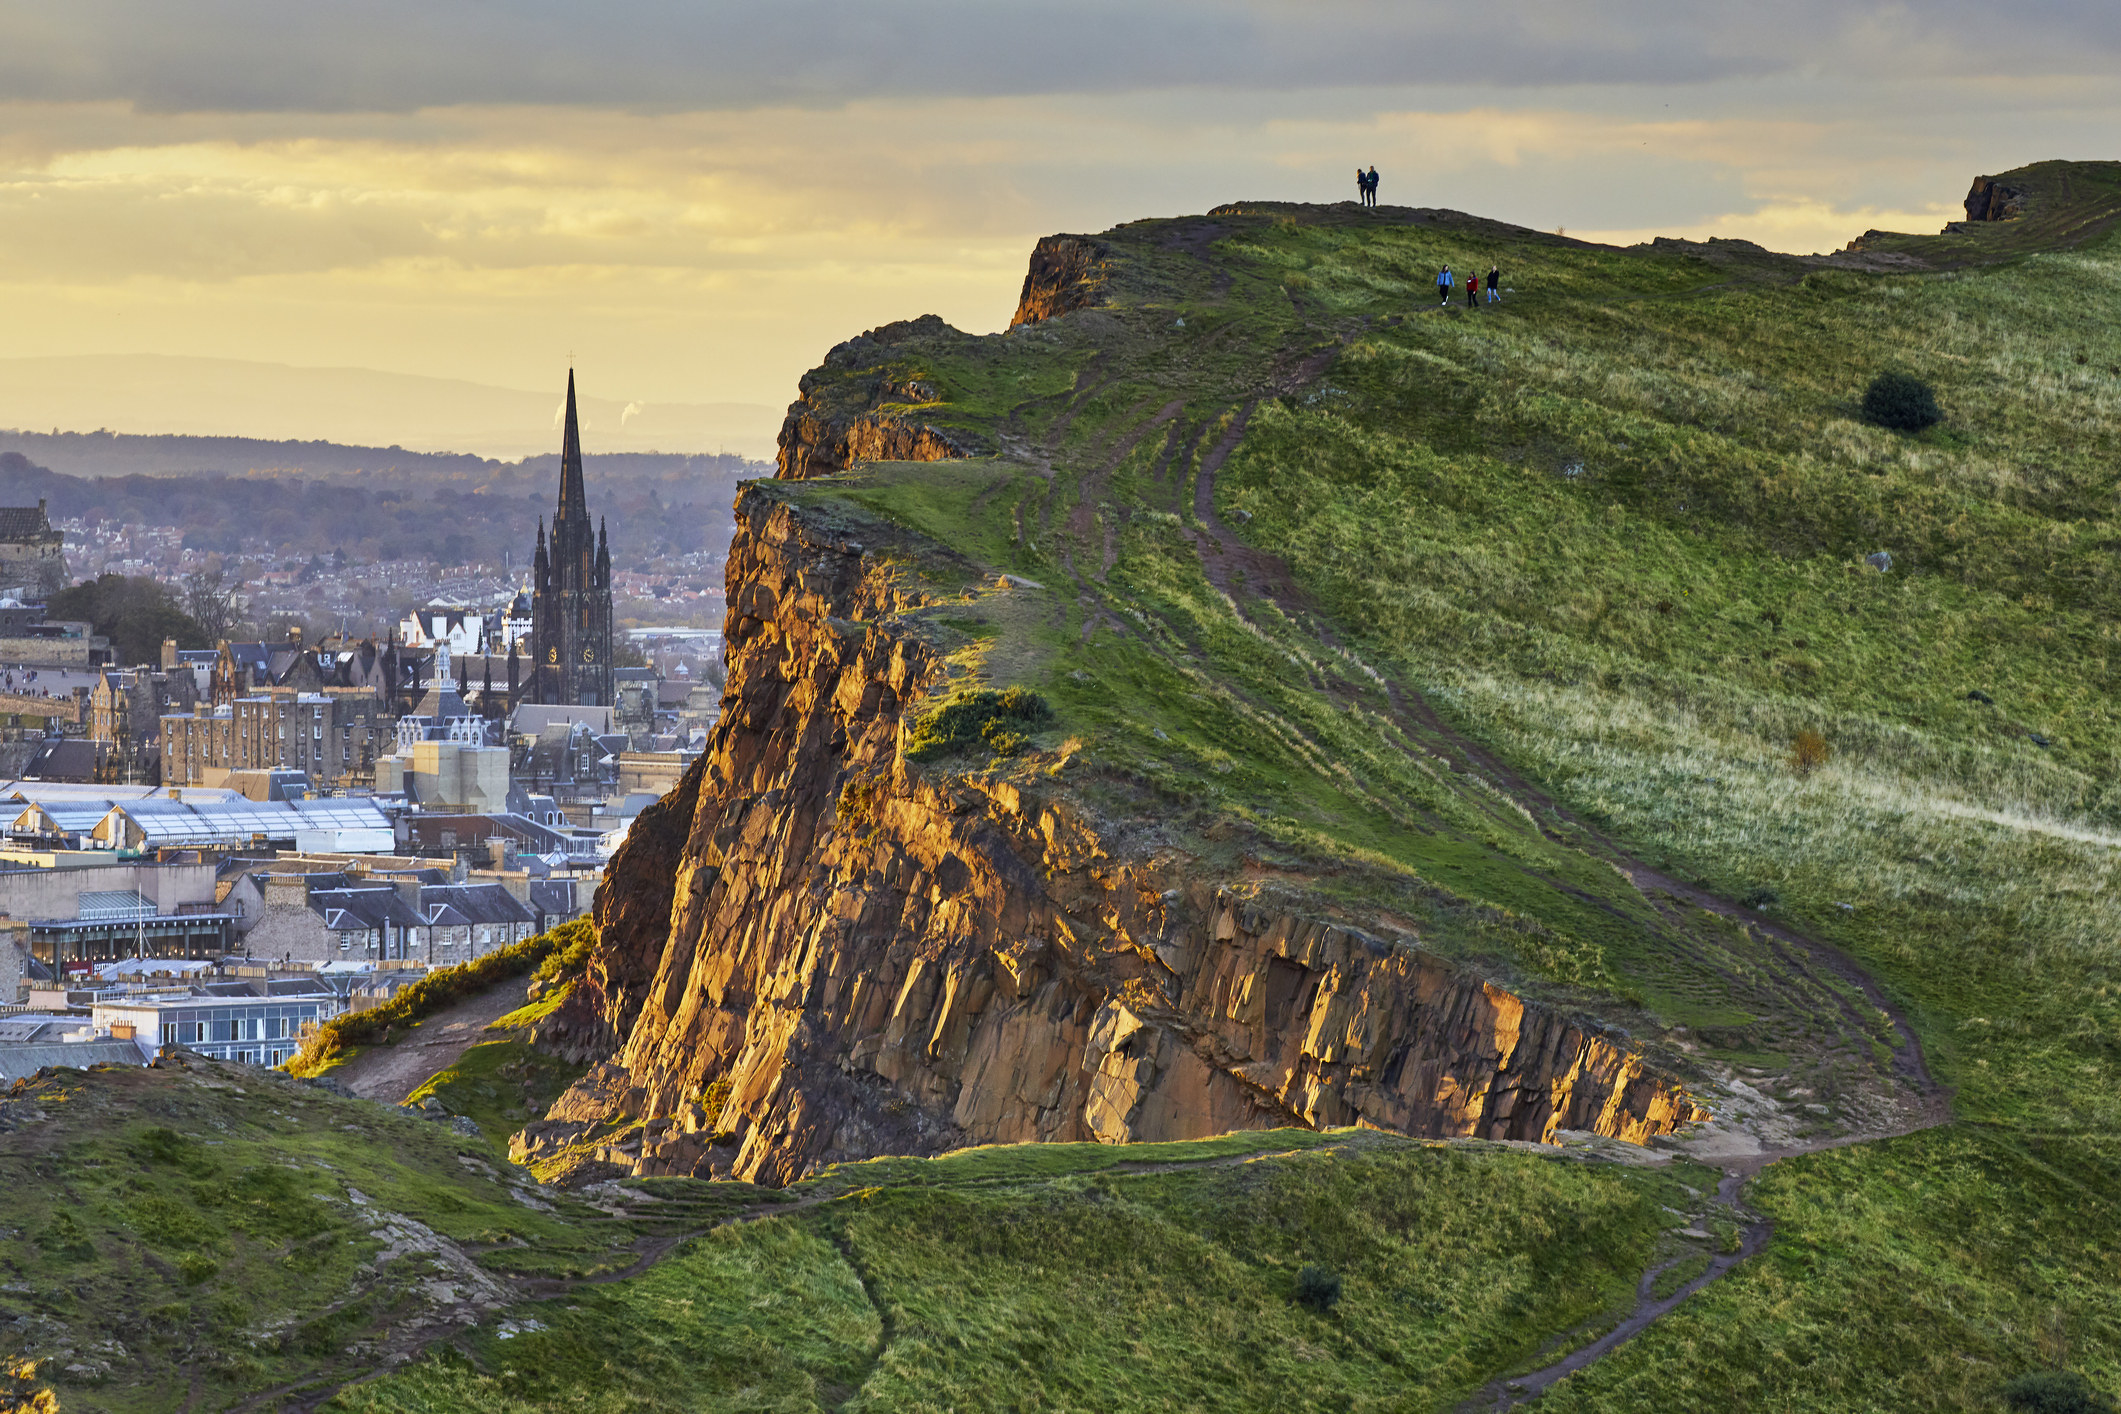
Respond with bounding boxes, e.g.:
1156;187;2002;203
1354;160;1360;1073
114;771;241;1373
0;438;766;566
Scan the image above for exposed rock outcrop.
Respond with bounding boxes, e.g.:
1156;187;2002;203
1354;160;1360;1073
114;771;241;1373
1010;235;1111;327
1963;176;2027;223
774;314;983;480
522;477;1706;1186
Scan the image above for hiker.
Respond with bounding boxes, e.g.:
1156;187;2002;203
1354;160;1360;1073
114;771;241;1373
1467;271;1479;308
1366;166;1379;207
1437;265;1453;304
1356;168;1367;205
1488;263;1501;303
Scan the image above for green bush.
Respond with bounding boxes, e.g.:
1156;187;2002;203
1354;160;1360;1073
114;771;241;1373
530;917;600;987
287;923;591;1076
1294;1264;1342;1313
905;687;1054;760
1861;370;1943;431
2004;1371;2117;1414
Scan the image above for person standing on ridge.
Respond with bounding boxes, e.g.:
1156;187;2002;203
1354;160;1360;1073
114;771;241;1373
1437;265;1453;305
1367;166;1379;207
1488;262;1502;303
1356;168;1368;205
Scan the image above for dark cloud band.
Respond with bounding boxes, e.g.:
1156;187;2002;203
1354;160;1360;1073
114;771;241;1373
14;1;2109;114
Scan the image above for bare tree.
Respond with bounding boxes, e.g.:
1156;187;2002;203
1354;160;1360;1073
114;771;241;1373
184;566;241;645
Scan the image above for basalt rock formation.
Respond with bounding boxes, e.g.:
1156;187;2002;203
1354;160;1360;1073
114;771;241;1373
774;314;985;480
1963;175;2027;223
1011;235;1112;327
521;465;1707;1185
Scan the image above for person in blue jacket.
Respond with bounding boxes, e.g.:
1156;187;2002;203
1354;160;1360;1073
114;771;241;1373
1437;265;1453;305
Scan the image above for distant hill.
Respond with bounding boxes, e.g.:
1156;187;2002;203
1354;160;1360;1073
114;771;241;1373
0;353;782;461
0;446;765;563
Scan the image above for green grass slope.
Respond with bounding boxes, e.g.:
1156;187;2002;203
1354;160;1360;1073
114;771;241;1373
722;158;2121;1404
0;1055;643;1411
338;1131;1726;1414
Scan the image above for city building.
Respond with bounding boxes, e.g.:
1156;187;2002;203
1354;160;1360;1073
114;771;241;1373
161;689;393;792
0;1013;154;1083
89;666;199;783
1;786;395;855
0;502;69;595
92;980;342;1068
241;874;533;965
528;372;616;708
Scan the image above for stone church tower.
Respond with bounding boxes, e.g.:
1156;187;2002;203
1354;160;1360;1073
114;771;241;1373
529;372;615;707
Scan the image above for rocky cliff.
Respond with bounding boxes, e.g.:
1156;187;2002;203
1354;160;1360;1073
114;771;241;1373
522;464;1707;1185
1963;175;2027;222
774;314;984;480
1010;235;1112;327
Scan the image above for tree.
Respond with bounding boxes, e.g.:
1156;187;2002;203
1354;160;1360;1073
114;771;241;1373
47;574;206;666
1789;729;1832;778
183;566;241;645
1861;371;1942;431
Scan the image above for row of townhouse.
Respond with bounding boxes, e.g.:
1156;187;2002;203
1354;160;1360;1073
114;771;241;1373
232;868;556;967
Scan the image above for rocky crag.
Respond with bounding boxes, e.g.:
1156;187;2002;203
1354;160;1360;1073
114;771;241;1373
524;375;1708;1183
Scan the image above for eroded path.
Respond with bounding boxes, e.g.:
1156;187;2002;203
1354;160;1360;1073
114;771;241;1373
326;981;526;1105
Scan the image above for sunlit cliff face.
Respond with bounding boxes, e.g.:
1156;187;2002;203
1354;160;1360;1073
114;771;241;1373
0;0;2116;437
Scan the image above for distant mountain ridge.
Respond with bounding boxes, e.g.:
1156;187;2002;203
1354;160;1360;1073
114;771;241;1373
0;426;752;485
0;353;782;461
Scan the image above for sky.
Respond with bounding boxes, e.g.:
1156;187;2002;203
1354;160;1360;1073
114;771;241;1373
1;1;2117;457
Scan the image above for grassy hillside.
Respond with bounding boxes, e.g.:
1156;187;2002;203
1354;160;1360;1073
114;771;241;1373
2;1058;1752;1414
715;160;2121;1405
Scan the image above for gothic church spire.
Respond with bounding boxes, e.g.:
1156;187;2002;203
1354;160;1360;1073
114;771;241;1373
557;369;587;525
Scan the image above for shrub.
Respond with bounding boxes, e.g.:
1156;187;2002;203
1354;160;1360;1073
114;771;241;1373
530;918;599;987
1741;886;1780;911
1789;729;1832;778
905;687;1054;761
1294;1264;1343;1313
2003;1371;2117;1414
1861;371;1942;431
287;923;588;1076
2;1358;59;1414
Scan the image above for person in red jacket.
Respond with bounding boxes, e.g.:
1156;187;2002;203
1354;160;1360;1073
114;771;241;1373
1467;271;1480;308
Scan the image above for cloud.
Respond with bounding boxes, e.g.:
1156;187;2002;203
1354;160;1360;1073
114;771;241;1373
6;2;2121;115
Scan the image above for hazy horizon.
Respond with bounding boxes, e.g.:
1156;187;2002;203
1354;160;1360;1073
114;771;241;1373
0;354;783;462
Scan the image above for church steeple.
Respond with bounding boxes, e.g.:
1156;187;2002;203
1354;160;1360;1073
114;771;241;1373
556;369;587;525
526;369;614;708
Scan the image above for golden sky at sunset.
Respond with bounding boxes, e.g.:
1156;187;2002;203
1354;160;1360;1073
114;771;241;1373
2;3;2117;455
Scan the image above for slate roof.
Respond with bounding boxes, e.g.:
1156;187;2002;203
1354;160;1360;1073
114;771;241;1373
418;883;533;927
529;879;577;917
24;739;99;783
0;506;54;541
309;887;423;931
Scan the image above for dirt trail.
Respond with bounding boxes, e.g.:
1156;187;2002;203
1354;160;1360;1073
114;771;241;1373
328;980;528;1105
